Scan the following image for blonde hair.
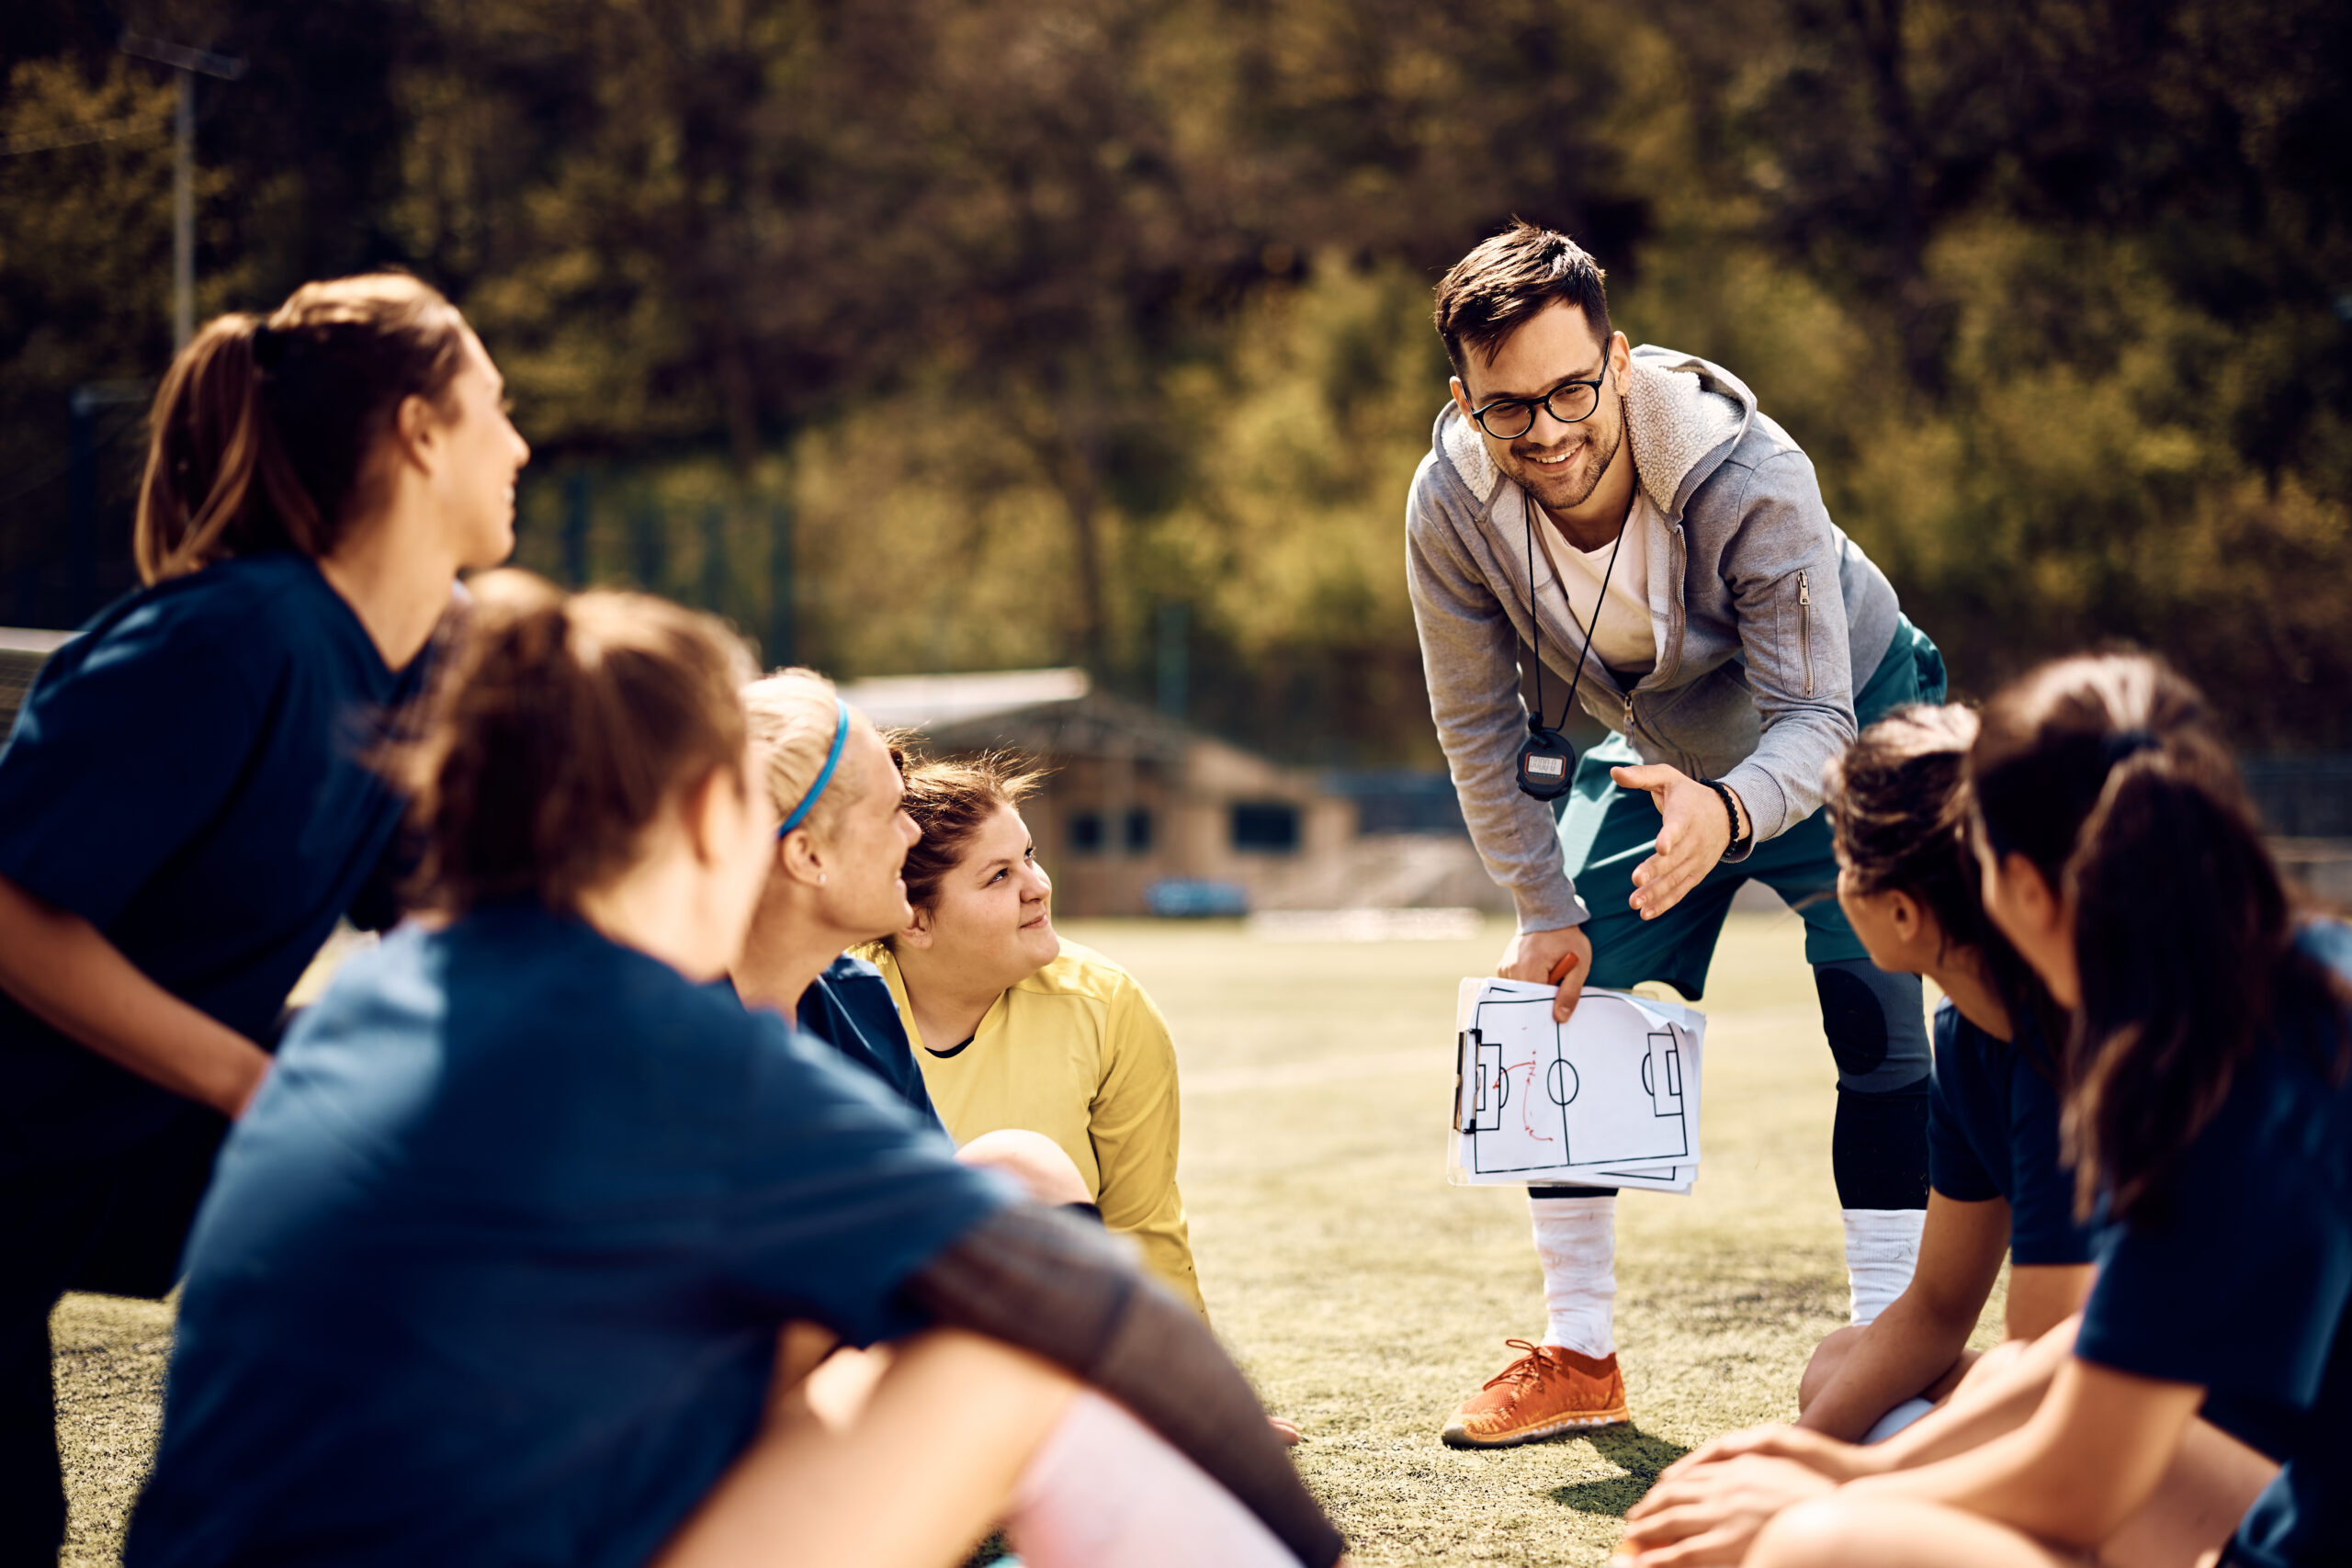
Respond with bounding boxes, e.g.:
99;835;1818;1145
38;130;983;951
741;668;862;839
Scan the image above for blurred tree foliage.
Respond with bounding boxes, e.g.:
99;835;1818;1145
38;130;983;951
2;0;2345;759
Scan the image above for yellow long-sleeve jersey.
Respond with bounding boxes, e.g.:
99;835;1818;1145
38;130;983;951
863;940;1206;1318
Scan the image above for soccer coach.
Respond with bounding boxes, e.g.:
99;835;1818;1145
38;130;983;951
1408;221;1949;1448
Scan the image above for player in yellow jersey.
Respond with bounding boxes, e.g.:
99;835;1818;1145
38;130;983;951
861;752;1207;1320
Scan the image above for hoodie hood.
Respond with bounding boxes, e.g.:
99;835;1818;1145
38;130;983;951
1438;344;1757;521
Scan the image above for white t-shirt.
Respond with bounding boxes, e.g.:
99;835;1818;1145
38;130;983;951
1531;491;1656;679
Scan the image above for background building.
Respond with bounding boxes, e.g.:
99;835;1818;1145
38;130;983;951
844;667;1504;918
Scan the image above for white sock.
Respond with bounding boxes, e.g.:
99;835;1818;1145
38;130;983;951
1530;1194;1617;1358
1860;1395;1936;1445
1843;1207;1926;1325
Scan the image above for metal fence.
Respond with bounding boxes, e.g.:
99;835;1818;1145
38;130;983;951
2242;757;2352;840
1;632;2346;867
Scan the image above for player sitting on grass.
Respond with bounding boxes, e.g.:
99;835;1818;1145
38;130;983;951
730;675;1300;1450
861;750;1208;1317
730;669;1091;1207
1614;654;2342;1568
123;573;1342;1568
1792;705;2095;1445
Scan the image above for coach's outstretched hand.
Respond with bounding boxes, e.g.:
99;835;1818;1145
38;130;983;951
1612;765;1747;922
1498;923;1593;1023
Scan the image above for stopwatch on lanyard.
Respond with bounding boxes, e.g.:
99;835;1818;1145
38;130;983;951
1516;491;1625;802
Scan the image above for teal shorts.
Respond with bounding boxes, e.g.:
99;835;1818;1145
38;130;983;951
1560;618;1947;998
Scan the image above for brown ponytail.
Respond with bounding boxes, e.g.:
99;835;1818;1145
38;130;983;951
397;570;758;918
135;274;469;582
1970;654;2352;1222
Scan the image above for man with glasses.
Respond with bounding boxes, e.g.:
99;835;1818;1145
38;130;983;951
1408;221;1948;1448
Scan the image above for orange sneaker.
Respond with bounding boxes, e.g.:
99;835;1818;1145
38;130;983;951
1441;1338;1630;1448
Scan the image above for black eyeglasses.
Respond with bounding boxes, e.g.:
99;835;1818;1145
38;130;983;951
1468;366;1610;440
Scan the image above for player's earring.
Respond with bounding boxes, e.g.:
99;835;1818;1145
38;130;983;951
818;873;828;885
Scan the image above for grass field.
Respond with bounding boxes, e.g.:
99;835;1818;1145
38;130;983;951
52;910;2004;1566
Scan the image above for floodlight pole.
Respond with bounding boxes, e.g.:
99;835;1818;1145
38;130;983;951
119;35;245;352
174;71;193;350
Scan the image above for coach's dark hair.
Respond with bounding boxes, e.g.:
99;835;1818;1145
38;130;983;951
135;274;469;583
1825;705;2058;1064
398;570;757;917
1970;653;2351;1223
1431;220;1612;378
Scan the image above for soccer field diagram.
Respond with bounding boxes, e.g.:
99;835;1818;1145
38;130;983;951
1453;985;1702;1183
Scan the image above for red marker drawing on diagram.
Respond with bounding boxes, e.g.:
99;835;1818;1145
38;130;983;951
1497;949;1587;1142
1500;1051;1555;1144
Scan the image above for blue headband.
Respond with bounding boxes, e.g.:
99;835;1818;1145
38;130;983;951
777;697;850;838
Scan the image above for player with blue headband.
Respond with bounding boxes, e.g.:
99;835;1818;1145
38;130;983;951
732;671;1101;1209
777;695;851;840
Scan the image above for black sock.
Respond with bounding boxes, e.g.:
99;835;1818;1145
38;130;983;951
1831;1088;1929;1210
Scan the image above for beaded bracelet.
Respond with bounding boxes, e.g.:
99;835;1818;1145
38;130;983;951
1704;779;1751;856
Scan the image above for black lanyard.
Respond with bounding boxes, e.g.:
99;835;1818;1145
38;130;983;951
1516;492;1626;802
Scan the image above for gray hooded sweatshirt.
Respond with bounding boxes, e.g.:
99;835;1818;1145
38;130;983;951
1406;344;1902;932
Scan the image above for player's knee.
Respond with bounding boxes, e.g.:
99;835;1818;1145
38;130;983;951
1747;1495;1879;1567
1951;1337;2027;1401
957;1128;1091;1207
1797;1325;1866;1412
1815;960;1930;1094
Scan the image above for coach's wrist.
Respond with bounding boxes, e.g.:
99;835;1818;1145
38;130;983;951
1510;892;1592;933
1704;780;1753;861
1500;923;1587;976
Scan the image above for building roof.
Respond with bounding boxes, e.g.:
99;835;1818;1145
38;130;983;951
838;665;1287;781
837;667;1090;731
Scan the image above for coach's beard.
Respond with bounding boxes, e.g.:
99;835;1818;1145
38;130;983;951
1510;399;1624;515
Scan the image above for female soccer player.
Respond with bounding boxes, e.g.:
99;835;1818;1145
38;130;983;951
1792;705;2094;1443
865;753;1206;1314
729;673;1298;1450
730;669;1091;1204
124;575;1340;1568
1615;654;2339;1568
0;275;525;1557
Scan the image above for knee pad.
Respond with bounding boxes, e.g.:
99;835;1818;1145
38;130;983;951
1813;960;1931;1094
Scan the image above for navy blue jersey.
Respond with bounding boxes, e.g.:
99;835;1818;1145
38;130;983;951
2074;921;2352;1568
796;953;941;1126
1925;999;2096;1265
126;903;1012;1568
0;553;427;1174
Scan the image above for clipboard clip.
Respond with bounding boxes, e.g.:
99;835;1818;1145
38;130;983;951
1453;1027;1483;1133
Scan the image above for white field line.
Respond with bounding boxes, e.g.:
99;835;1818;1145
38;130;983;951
1177;1004;1823;1098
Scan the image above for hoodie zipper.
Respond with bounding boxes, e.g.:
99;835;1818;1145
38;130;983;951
1798;571;1815;698
1620;513;1684;750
